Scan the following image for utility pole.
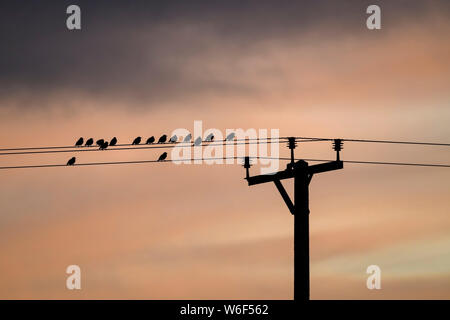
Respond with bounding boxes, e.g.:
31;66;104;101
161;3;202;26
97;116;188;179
243;138;344;301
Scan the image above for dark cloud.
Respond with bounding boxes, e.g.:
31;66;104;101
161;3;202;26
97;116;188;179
0;0;449;106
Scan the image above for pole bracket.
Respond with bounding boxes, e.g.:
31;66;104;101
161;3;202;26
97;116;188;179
273;179;295;215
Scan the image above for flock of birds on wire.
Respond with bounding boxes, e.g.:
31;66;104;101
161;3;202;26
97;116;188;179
66;132;237;166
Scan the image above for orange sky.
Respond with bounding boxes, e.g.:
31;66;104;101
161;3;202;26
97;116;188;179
0;1;449;299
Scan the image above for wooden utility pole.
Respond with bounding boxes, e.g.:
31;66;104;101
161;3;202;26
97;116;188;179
244;138;343;300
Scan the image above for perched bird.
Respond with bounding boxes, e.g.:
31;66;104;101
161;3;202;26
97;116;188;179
132;137;141;145
193;136;202;146
96;139;104;147
206;133;214;142
169;135;177;143
158;134;167;144
110;137;117;146
157;152;168;161
99;141;109;150
226;132;235;141
183;133;192;143
146;136;155;144
85;138;94;147
75;137;84;147
67;157;76;166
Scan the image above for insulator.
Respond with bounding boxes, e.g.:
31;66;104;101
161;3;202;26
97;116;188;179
288;137;297;150
333;139;343;151
244;156;251;168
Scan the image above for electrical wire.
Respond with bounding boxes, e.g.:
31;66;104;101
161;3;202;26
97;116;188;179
1;136;448;153
0;137;292;152
1;156;449;170
0;139;315;156
294;137;450;147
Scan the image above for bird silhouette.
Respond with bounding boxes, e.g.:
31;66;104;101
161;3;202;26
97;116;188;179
169;135;178;143
99;141;109;150
184;133;192;143
132;137;141;145
158;135;167;143
206;133;214;142
85;138;94;147
96;139;104;147
110;137;117;146
226;132;235;141
193;136;202;146
75;137;84;147
146;136;155;144
67;157;76;166
157;152;168;161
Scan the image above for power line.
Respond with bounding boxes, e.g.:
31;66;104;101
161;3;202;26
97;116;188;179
276;157;450;168
341;160;450;168
0;137;293;152
295;137;450;147
1;136;449;153
1;156;449;170
0;139;307;156
0;157;239;170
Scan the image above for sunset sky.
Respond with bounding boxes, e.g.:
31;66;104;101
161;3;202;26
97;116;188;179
0;0;449;299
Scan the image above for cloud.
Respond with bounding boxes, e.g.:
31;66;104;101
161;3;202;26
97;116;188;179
1;0;450;299
1;0;449;109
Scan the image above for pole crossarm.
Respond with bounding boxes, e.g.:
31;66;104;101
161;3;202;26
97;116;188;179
307;160;343;174
246;168;294;186
245;160;343;186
